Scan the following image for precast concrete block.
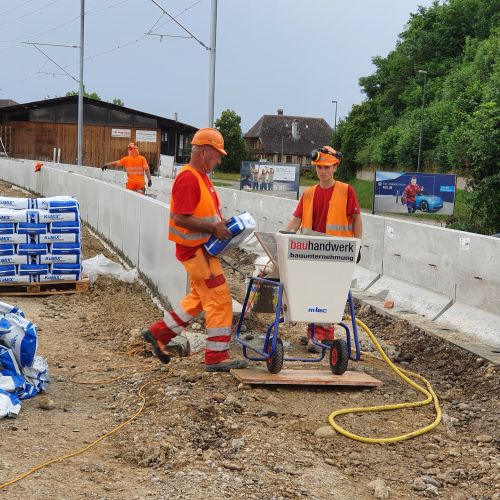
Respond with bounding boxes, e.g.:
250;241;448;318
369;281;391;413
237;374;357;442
107;187;125;253
366;275;452;320
96;182;121;241
438;302;500;347
451;231;500;316
120;190;142;265
84;177;100;230
381;218;455;299
156;210;187;306
137;196;168;287
359;214;384;275
352;266;380;291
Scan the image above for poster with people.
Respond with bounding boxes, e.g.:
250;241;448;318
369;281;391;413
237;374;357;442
373;171;457;215
240;161;300;193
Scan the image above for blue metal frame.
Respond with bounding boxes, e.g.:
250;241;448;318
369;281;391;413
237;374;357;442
234;277;361;363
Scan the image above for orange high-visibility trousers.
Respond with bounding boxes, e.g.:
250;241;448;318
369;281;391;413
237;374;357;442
154;247;233;365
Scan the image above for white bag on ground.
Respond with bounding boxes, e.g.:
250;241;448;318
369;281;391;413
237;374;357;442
0;388;21;418
82;254;138;285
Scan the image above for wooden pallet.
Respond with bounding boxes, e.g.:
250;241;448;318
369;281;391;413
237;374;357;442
0;276;89;296
231;367;383;387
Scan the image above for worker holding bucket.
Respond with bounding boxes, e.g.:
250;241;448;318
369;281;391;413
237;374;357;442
142;128;248;372
286;146;363;352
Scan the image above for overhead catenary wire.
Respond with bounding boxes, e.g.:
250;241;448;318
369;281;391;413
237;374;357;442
0;0;61;29
0;0;38;18
150;0;210;50
0;0;203;87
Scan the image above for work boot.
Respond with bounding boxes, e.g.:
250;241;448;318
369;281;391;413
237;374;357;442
205;359;248;372
142;329;171;364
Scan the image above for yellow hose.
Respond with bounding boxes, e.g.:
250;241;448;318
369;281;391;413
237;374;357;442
328;316;442;443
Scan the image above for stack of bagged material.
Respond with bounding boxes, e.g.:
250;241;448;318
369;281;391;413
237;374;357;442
0;196;82;283
0;300;50;418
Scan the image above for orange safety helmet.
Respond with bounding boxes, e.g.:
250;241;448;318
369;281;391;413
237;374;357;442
311;146;342;167
191;128;227;155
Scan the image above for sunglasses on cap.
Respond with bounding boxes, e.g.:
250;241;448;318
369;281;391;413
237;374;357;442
310;147;343;163
128;143;138;150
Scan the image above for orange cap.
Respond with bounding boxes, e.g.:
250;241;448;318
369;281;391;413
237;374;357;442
311;146;340;166
191;128;227;155
128;142;139;149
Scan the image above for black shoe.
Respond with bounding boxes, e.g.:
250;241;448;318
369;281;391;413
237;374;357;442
142;329;171;364
299;335;308;346
205;359;248;372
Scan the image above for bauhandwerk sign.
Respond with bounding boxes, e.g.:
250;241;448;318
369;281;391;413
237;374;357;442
288;238;355;262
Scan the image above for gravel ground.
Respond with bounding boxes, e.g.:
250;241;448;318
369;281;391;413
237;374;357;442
0;180;498;500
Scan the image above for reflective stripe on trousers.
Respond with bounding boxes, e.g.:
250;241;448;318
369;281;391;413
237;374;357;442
178;248;233;365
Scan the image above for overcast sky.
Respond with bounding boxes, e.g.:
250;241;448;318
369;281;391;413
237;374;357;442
0;0;436;131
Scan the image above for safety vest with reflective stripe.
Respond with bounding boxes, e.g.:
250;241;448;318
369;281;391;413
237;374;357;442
120;156;148;182
301;181;354;237
168;165;222;246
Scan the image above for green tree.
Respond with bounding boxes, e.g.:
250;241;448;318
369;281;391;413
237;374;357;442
336;0;499;233
65;87;101;100
112;98;125;106
214;109;250;173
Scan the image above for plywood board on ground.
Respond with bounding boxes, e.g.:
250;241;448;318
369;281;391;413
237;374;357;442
231;367;383;387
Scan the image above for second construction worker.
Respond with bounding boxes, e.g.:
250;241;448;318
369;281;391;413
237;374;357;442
286;146;363;352
102;142;152;194
142;128;248;372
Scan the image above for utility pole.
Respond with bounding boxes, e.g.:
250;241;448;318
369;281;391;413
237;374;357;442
77;0;85;166
208;0;217;127
331;100;338;147
417;70;427;173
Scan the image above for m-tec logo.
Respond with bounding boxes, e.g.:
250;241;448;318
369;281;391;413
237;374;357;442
308;306;327;313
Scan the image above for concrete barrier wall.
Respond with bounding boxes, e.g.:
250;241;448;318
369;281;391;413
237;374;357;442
0;158;187;307
1;158;499;345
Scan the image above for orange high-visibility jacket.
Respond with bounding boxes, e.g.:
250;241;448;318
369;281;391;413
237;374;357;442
119;156;148;183
301;181;354;237
168;165;222;246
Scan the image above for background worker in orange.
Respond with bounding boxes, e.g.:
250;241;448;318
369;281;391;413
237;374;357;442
142;128;248;372
286;146;363;352
34;161;43;172
102;142;152;194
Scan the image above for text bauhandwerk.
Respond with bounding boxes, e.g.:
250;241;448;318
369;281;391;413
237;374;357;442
288;238;355;262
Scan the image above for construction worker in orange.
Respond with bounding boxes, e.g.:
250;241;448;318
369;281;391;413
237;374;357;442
102;142;152;194
142;128;248;372
286;146;363;353
34;161;43;173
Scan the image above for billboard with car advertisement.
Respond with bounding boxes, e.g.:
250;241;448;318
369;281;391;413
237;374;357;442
373;171;457;215
240;161;300;194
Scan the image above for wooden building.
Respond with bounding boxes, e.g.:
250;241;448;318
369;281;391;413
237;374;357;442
0;96;197;173
244;109;333;167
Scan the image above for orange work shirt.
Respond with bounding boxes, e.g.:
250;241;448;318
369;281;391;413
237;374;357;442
118;155;149;183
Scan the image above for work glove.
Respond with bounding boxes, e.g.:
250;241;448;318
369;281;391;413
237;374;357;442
356;248;361;264
101;165;107;171
147;179;152;188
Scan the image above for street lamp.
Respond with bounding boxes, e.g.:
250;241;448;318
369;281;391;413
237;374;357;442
331;100;338;147
417;70;427;173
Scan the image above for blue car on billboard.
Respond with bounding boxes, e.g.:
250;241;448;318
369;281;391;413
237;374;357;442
415;190;443;212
